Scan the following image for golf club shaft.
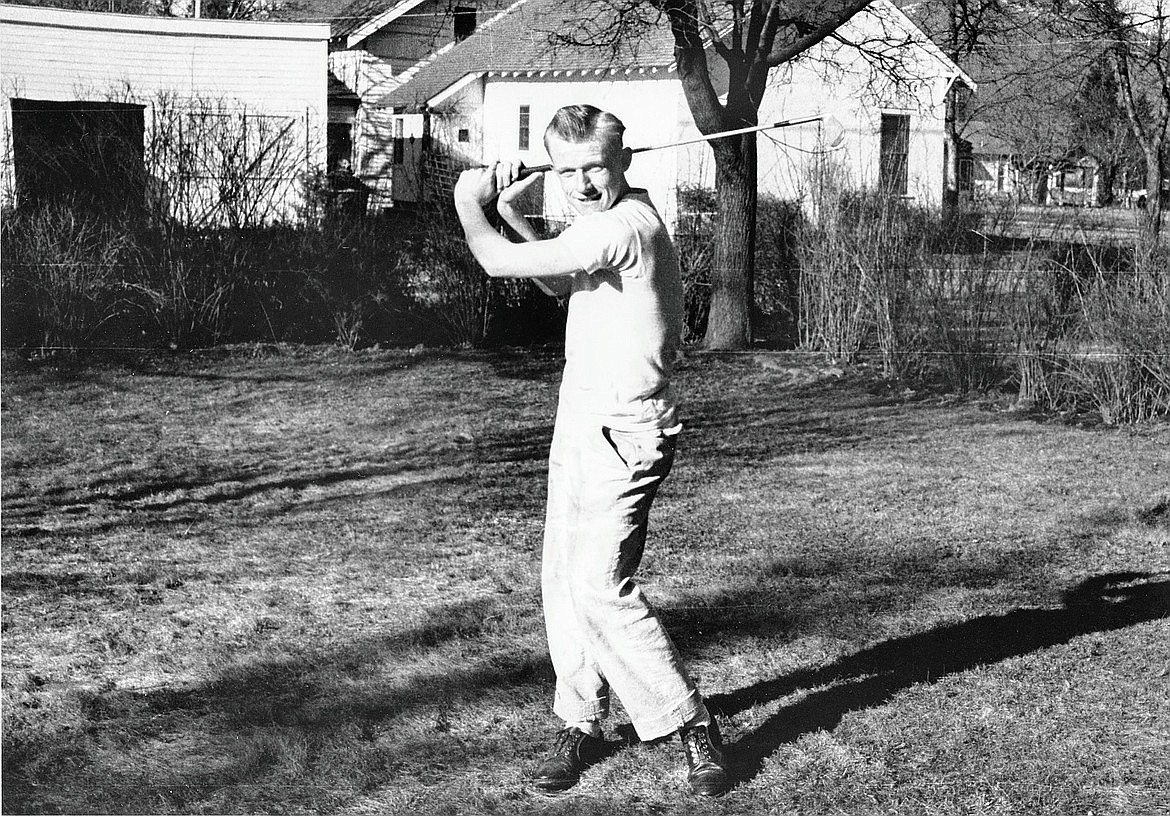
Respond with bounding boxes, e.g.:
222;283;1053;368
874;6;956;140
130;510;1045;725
514;114;829;177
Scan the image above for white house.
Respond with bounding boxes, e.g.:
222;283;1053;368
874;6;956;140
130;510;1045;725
354;0;972;224
323;0;511;205
0;3;329;225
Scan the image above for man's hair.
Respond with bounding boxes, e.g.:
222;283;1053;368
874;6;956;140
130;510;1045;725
544;105;626;152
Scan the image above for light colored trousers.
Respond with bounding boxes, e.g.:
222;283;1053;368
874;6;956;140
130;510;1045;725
542;412;709;741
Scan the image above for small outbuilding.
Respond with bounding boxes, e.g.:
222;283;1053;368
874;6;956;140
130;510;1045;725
0;3;330;225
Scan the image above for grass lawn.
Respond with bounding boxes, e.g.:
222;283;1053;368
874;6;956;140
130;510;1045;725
2;346;1168;816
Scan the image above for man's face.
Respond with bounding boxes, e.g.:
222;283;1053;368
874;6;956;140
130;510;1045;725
546;133;631;214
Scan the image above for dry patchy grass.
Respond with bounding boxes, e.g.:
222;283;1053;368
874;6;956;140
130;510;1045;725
2;346;1168;815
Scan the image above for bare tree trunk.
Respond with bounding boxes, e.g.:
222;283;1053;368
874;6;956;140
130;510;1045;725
706;133;757;349
1096;162;1116;207
1143;146;1165;239
943;0;960;212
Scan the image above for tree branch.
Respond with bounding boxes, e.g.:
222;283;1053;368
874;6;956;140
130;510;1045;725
762;0;874;66
663;0;727;135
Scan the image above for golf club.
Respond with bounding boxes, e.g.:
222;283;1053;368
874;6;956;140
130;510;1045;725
509;113;846;178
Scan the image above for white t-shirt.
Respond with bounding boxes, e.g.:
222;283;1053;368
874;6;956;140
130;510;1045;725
554;189;684;431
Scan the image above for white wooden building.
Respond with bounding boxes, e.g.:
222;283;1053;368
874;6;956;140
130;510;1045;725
0;3;329;225
356;0;971;224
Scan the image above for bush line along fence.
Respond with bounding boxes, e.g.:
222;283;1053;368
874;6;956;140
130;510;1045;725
2;116;1168;424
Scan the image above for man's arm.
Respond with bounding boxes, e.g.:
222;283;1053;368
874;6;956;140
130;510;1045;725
495;173;573;298
454;165;582;284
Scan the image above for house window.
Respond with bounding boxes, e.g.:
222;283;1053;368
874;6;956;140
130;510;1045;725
454;6;477;41
518;105;530;151
996;160;1006;192
392;118;404;165
458;128;470;143
879;113;910;196
328;122;353;171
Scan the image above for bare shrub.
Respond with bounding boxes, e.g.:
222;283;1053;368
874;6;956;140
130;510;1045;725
0;204;139;349
294;220;414;350
391;205;492;348
674;187;715;343
1052;245;1170;423
796;189;932;378
794;190;1024;390
920;255;1018;393
145;93;310;230
126;227;241;348
1008;243;1063;409
1006;237;1169;423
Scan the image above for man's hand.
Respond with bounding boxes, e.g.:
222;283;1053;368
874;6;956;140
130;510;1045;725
497;166;542;213
454;164;501;208
454;161;537;209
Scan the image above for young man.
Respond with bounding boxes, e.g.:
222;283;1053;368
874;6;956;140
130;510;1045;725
453;105;731;797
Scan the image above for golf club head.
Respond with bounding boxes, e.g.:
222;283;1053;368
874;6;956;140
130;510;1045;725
821;115;846;151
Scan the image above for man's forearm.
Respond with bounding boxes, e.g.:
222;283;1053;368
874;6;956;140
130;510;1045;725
455;198;513;276
497;204;570;297
497;202;540;243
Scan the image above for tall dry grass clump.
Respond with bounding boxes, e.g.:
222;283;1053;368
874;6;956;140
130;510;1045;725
0;204;141;349
794;184;1015;390
1025;242;1170;423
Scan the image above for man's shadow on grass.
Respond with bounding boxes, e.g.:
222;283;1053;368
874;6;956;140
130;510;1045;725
694;571;1169;784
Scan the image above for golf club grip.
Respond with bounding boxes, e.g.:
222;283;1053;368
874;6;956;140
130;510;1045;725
467;163;550;180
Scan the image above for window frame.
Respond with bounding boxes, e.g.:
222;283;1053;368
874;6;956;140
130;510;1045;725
518;105;530;151
879;112;910;197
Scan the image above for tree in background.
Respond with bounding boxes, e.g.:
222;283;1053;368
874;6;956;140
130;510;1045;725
560;1;930;350
1071;58;1144;206
198;0;303;20
3;0;304;18
1071;0;1169;239
5;0;166;12
910;0;1167;231
908;1;1086;203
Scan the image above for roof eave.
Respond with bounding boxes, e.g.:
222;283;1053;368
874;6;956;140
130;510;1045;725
345;0;430;50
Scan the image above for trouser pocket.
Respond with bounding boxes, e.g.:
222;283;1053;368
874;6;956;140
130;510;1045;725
601;426;676;474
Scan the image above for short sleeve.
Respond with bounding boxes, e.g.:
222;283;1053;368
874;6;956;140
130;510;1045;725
555;211;636;275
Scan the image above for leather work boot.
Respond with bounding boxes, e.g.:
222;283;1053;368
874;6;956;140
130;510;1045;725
679;722;732;796
530;726;607;793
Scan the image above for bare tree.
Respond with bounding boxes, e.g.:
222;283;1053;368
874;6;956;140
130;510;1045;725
5;0;167;13
200;0;304;20
1071;0;1169;239
1072;58;1144;206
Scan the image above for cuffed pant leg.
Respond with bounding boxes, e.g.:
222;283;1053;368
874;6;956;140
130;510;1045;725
567;423;706;741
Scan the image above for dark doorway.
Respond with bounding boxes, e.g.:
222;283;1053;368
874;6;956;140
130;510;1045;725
10;98;146;213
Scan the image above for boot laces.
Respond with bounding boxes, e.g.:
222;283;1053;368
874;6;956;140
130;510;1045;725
684;727;715;764
552;727;583;758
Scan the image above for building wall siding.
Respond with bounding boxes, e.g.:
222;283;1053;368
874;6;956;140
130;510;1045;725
1;3;329;221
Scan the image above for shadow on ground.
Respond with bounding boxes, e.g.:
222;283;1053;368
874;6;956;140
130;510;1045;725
707;571;1170;784
5;568;1166;812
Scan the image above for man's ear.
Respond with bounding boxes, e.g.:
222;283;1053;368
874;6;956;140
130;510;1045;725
620;146;633;171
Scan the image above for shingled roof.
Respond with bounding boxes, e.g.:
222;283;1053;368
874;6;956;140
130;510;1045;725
330;0;395;40
373;0;679;111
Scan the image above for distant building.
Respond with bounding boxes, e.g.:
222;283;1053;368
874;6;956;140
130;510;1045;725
0;3;329;225
962;120;1110;207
